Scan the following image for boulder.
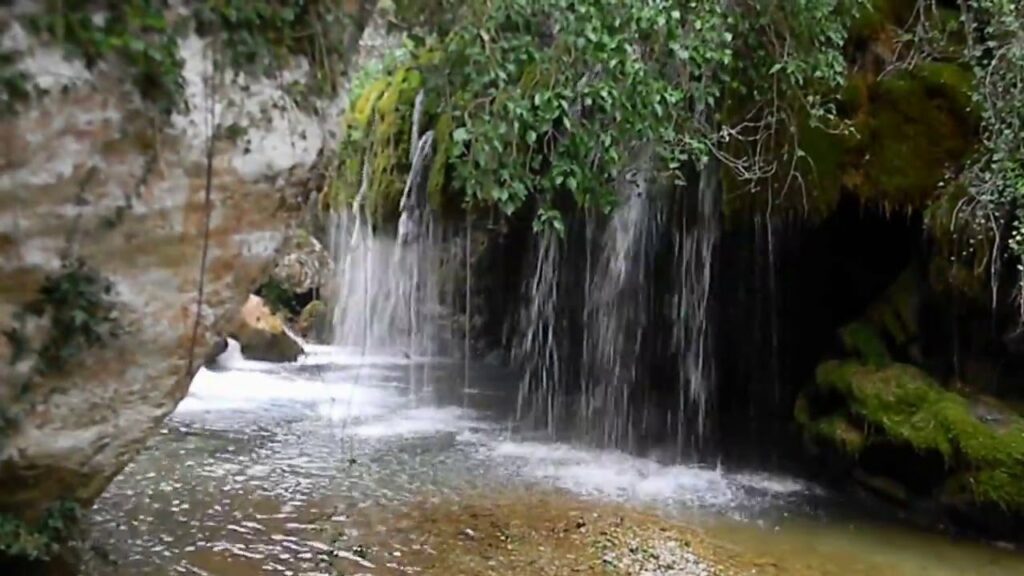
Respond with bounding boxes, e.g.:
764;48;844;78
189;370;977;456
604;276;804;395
296;300;328;339
230;295;304;363
797;359;1024;538
271;232;333;296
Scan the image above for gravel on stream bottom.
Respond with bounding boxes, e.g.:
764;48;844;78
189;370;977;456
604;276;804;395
317;490;762;575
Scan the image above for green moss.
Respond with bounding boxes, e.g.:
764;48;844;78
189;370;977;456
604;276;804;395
332;66;423;224
428;112;454;212
849;62;975;211
839;322;891;367
816;415;867;455
807;360;1024;510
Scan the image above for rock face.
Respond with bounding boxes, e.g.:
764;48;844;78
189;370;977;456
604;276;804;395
230;295;304;363
271;232;333;296
0;13;394;523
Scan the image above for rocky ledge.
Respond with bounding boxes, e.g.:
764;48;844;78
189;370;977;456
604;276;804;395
797;358;1024;539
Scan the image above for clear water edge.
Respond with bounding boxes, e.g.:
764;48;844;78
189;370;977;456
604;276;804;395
86;345;1024;575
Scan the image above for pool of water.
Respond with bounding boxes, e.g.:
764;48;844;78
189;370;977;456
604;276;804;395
86;345;1024;575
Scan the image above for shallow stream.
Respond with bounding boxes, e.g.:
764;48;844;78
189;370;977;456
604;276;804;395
87;345;1024;575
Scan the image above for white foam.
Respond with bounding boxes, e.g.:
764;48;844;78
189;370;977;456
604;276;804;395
492;441;808;509
177;364;399;419
349;406;485;438
298;344;460;367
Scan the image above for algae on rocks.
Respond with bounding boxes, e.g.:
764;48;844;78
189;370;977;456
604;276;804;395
798;359;1024;518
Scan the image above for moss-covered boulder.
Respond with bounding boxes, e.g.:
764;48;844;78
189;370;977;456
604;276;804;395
797;359;1024;535
844;62;975;212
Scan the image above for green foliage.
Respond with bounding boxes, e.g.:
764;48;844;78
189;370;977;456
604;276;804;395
24;1;361;117
256;278;304;317
332;65;424;223
850;62;975;212
4;258;121;375
0;47;31;117
30;0;187;117
336;0;866;233
805;360;1024;510
0;502;81;561
193;0;361;98
944;2;1024;273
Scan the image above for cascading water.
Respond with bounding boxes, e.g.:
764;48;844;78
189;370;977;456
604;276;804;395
511;153;721;456
672;159;720;450
582;150;663;449
513;229;564;436
327;91;452;357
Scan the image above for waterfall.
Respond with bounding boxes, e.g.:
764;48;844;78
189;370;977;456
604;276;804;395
672;160;720;449
327;92;452;357
513;230;564;435
582;149;663;449
510;150;721;455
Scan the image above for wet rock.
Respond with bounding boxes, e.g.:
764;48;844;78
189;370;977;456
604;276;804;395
271;232;332;295
230;296;304;363
0;10;384;523
296;300;328;339
797;359;1024;539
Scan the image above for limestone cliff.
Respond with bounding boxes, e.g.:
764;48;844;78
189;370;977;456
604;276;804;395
0;7;395;525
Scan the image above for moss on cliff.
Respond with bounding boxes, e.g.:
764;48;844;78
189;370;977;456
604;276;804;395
799;360;1024;512
846;62;975;212
330;66;424;224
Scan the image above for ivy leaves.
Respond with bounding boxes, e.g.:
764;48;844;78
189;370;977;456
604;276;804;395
956;1;1024;265
0;502;81;561
5;258;121;376
25;1;362;118
31;0;187;117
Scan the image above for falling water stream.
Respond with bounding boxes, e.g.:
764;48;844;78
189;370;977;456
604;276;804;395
88;173;1024;574
84;91;1024;573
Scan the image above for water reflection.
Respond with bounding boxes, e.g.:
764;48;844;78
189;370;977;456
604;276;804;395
87;346;1024;575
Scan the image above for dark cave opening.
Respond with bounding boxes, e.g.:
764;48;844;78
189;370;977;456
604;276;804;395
715;195;922;466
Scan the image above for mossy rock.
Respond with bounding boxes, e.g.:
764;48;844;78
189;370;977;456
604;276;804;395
327;42;466;227
798;360;1024;514
846;62;976;212
332;66;425;225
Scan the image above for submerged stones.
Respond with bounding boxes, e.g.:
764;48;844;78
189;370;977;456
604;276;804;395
797;359;1024;536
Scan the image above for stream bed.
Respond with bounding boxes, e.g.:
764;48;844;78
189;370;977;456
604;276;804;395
86;346;1024;575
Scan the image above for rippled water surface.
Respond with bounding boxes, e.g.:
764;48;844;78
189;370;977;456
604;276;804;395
88;345;1024;575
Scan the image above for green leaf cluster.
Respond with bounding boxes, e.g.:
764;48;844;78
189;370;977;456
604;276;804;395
0;502;81;561
194;0;363;99
4;258;121;375
30;0;187;117
0;47;32;118
335;0;866;234
954;1;1024;267
23;1;363;117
